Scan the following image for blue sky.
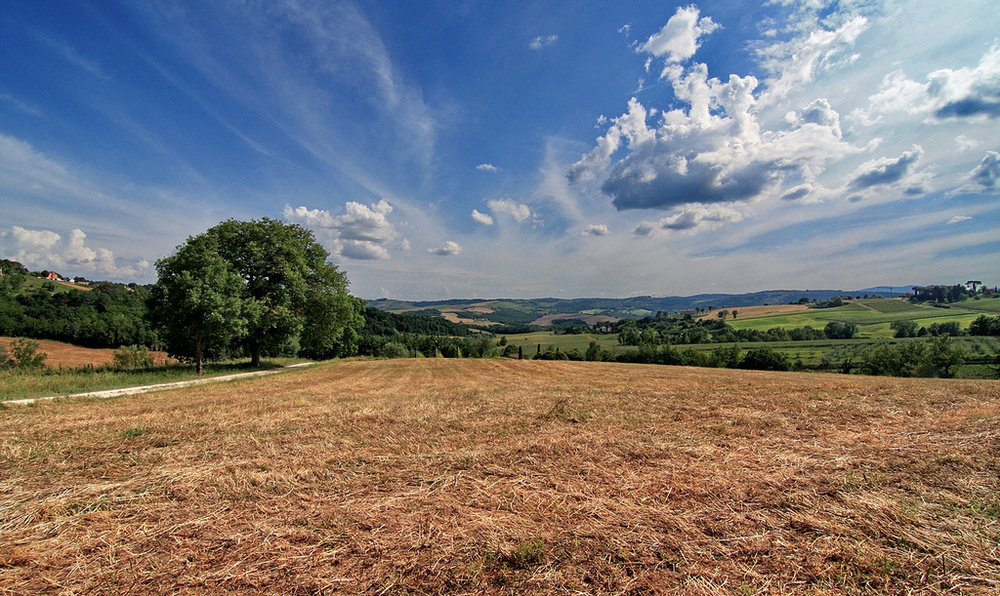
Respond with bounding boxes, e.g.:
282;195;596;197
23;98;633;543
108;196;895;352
2;0;998;299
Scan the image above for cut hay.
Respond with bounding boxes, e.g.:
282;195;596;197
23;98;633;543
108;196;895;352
1;359;998;594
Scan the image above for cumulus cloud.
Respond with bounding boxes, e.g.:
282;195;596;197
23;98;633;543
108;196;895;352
428;241;462;256
476;163;499;172
529;35;558;50
1;226;148;278
863;45;1000;122
953;150;1000;195
284;199;404;260
638;5;719;67
486;198;533;223
580;224;610;236
569;68;857;212
787;98;841;136
471;209;494;225
848;146;923;191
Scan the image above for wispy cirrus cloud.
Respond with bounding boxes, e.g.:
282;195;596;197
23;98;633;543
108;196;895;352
529;35;558;50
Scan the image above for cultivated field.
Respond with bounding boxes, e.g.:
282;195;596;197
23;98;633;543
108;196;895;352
2;359;999;594
0;337;171;369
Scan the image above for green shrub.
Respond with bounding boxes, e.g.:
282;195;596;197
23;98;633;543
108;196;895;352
10;338;46;369
737;347;790;371
113;345;154;370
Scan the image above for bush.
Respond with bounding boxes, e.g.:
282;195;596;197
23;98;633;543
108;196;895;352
737;347;790;371
10;338;46;369
857;342;926;377
890;320;918;338
969;315;1000;336
380;341;410;359
824;321;858;339
113;345;154;370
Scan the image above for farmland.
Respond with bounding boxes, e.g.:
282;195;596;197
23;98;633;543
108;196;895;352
720;299;991;339
2;358;999;594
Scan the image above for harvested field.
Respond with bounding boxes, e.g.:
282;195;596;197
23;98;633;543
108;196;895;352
0;337;171;369
698;304;809;320
1;359;999;594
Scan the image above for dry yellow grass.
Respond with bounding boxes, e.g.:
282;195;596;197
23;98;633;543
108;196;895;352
698;304;810;320
0;337;172;369
1;359;999;594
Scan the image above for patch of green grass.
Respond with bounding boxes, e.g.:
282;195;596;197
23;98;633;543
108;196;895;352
0;359;295;401
956;296;1000;313
512;539;545;568
120;426;148;439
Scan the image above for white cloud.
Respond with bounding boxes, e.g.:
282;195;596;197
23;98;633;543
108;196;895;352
780;184;814;202
476;163;499;172
1;226;148;278
570;70;857;212
529;35;558;50
756;15;868;102
471;209;494;225
848;145;923;191
947;215;972;224
487;198;533;223
862;45;1000;122
580;224;610;236
633;204;743;237
638;6;719;66
428;241;462;256
955;135;980;152
284;199;404;260
953;150;1000;195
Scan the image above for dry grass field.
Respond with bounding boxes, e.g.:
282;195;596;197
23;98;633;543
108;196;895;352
698;304;810;321
0;337;172;369
1;359;999;595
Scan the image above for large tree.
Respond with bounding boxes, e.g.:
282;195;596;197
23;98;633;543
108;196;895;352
147;235;247;374
150;218;359;368
201;218;358;365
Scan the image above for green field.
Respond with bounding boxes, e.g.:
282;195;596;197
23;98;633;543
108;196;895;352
500;300;1000;379
727;299;988;338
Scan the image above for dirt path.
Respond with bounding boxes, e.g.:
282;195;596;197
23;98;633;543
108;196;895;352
4;363;314;406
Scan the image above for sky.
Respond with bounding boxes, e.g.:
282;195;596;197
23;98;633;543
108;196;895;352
2;0;999;300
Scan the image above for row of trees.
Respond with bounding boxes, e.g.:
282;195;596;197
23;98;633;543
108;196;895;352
531;341;794;371
612;313;860;346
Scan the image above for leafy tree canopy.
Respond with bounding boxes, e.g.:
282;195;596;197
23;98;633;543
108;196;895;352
148;218;361;370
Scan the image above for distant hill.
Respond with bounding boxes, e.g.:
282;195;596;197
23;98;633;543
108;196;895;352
369;287;910;327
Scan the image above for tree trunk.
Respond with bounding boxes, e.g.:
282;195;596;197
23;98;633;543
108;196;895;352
250;340;261;368
195;335;203;375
